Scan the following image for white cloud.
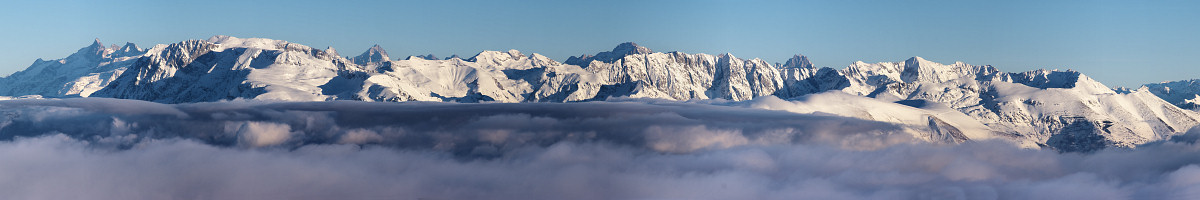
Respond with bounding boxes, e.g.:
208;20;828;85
0;98;1197;199
230;121;292;147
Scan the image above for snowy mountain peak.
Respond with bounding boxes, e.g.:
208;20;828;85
205;35;309;52
903;56;934;68
782;54;813;69
1010;69;1084;89
468;50;525;64
612;42;652;55
564;54;592;66
564;42;654;66
120;42;138;50
90;38;103;47
718;53;736;59
1144;79;1200;110
74;38;110;60
84;38;104;50
206;35;233;43
352;44;390;66
408;54;439;60
323;46;338;56
113;42;145;57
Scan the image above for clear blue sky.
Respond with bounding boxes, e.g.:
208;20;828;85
1;0;1197;87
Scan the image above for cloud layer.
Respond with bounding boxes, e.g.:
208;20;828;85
0;98;1198;199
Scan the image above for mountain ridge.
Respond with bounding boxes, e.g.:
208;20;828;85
1;35;1196;152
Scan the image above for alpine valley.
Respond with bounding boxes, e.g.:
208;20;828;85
2;36;1197;152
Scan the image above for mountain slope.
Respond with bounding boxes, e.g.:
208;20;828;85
0;40;143;97
1142;79;1200;110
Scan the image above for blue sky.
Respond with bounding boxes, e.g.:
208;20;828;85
0;0;1196;87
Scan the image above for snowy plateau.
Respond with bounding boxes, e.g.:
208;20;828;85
1;35;1198;153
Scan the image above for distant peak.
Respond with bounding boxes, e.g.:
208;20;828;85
109;42;146;57
366;45;387;55
323;46;338;56
407;54;439;60
564;42;654;66
468;50;524;63
119;42;140;51
612;42;652;55
903;56;938;69
88;38;103;48
782;54;813;68
364;44;387;54
352;44;391;65
206;35;236;43
422;54;439;60
73;38;110;58
716;53;738;63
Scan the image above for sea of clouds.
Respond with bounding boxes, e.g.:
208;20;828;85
0;98;1198;199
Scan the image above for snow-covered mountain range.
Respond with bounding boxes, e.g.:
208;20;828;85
1138;79;1200;110
1;36;1196;152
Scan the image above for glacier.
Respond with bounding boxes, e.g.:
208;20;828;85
1;35;1196;152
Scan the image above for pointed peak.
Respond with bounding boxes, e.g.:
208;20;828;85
564;42;654;66
903;56;939;69
87;38;104;48
364;44;387;55
71;38;111;58
783;54;813;68
905;56;928;62
362;44;388;54
105;42;146;57
612;42;652;55
352;44;391;65
716;53;738;63
118;42;140;52
614;42;639;49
